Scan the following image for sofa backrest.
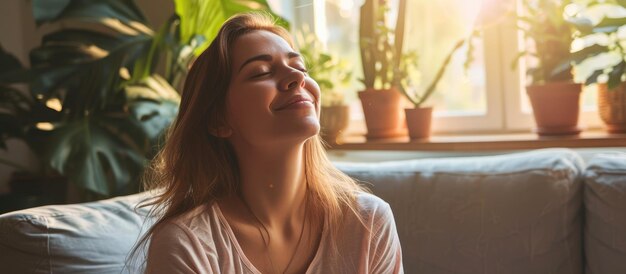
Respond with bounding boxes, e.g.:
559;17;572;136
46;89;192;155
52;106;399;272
584;152;626;274
0;148;588;274
336;148;585;274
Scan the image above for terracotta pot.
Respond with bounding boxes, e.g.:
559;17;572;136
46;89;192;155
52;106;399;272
526;82;582;136
405;107;433;140
598;83;626;133
320;105;350;143
358;88;406;139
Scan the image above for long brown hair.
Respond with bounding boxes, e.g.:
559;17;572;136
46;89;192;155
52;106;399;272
127;11;366;270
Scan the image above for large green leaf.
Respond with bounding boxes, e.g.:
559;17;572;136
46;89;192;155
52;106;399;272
28;30;151;97
33;0;147;27
46;116;147;196
596;16;626;28
608;61;626;90
175;0;286;56
32;0;72;25
125;74;180;148
566;16;594;34
571;44;609;64
0;47;29;149
585;68;604;85
0;85;30;115
27;0;154;97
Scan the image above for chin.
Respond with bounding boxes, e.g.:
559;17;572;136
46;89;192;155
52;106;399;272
270;117;320;144
292;118;320;140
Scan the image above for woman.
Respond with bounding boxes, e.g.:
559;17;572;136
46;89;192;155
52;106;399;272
135;12;403;274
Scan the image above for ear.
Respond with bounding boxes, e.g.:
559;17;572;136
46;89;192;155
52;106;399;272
210;126;232;138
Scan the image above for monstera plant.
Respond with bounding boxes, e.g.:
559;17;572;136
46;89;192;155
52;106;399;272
0;0;282;201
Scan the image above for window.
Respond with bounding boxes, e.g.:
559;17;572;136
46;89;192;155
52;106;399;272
271;0;604;135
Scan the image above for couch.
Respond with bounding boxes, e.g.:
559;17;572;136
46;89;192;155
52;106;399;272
1;148;625;274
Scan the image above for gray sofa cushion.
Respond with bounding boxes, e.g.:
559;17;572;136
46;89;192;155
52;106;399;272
0;192;153;274
584;152;626;274
335;148;584;274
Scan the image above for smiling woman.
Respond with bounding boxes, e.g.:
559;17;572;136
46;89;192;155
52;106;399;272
226;30;320;145
128;12;403;274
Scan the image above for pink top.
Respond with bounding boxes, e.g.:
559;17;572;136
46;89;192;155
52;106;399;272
145;193;403;274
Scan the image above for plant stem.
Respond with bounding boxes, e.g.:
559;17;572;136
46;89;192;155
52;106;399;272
415;38;466;107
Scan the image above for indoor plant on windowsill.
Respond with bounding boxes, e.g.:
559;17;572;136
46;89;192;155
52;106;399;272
397;39;467;140
358;0;414;139
360;0;472;140
567;0;626;133
295;27;353;144
515;0;582;136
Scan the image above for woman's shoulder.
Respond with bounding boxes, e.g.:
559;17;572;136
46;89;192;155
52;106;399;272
355;192;392;211
354;192;394;224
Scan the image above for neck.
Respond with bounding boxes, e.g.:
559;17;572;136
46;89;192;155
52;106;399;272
235;142;308;228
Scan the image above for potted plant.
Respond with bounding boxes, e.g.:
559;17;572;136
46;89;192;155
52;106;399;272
0;0;282;202
0;45;68;209
567;0;626;133
515;0;582;136
359;0;475;140
358;0;414;139
294;26;352;143
399;39;468;139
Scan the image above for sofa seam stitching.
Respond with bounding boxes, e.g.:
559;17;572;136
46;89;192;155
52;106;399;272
45;216;51;274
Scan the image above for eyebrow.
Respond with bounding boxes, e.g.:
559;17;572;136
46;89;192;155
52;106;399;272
238;52;302;72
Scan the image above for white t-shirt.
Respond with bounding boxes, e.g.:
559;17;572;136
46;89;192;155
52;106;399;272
145;192;404;274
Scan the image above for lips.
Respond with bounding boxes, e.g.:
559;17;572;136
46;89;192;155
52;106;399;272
274;95;315;111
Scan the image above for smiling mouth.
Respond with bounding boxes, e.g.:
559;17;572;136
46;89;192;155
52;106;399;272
275;100;314;111
274;97;315;111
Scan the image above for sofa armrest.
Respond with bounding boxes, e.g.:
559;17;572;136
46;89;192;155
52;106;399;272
0;192;154;274
584;152;626;274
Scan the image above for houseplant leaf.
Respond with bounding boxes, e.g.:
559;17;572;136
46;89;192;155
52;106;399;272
46;116;147;196
33;0;147;28
125;74;180;151
607;61;626;90
28;28;152;96
592;16;626;33
571;44;609;64
174;0;285;56
0;46;30;149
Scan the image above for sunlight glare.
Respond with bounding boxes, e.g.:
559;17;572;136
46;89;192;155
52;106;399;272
45;98;62;112
36;123;54;131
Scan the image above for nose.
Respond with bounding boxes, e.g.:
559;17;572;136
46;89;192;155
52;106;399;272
279;68;306;92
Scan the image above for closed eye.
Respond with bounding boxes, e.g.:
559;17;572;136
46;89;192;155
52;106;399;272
251;71;271;78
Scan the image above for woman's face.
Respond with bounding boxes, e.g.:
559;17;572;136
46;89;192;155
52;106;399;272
224;30;321;147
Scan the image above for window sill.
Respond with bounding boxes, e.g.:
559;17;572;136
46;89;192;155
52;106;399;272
325;130;626;151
